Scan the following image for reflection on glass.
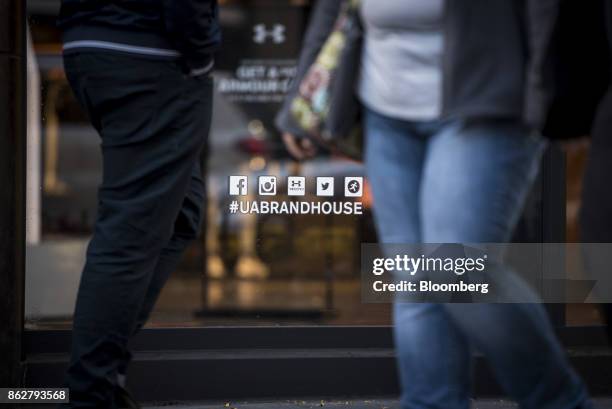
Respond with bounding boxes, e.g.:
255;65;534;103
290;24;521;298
25;0;392;330
27;0;599;330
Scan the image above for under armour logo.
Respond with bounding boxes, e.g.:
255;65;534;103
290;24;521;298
253;24;286;44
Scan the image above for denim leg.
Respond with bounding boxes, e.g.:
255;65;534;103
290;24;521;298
364;108;424;244
445;304;589;409
421;120;591;409
393;303;472;409
364;108;472;409
421;120;543;243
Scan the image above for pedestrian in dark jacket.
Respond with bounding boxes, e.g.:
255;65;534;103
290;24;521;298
58;2;220;407
276;1;593;409
59;0;220;75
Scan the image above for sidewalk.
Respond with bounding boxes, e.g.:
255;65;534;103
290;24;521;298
147;398;612;409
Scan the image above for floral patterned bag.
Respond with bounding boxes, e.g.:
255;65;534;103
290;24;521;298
290;0;363;160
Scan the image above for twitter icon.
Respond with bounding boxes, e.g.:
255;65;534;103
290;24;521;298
316;177;334;197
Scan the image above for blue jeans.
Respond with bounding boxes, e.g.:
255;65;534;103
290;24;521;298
364;108;592;409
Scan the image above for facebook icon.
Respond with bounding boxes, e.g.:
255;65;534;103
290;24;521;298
229;176;248;196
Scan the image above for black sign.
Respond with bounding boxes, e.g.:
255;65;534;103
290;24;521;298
216;3;311;141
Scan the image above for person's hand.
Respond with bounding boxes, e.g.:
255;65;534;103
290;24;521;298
282;132;318;160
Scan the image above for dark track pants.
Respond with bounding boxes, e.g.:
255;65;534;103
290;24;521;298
62;52;212;408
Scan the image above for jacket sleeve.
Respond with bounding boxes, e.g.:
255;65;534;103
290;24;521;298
275;0;344;137
528;0;610;139
163;0;221;73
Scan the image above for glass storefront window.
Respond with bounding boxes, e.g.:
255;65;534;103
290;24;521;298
25;0;600;331
25;0;392;330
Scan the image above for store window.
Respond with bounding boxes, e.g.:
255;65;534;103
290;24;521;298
25;0;593;332
25;0;392;330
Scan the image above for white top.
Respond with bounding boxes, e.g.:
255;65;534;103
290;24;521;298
358;0;445;121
